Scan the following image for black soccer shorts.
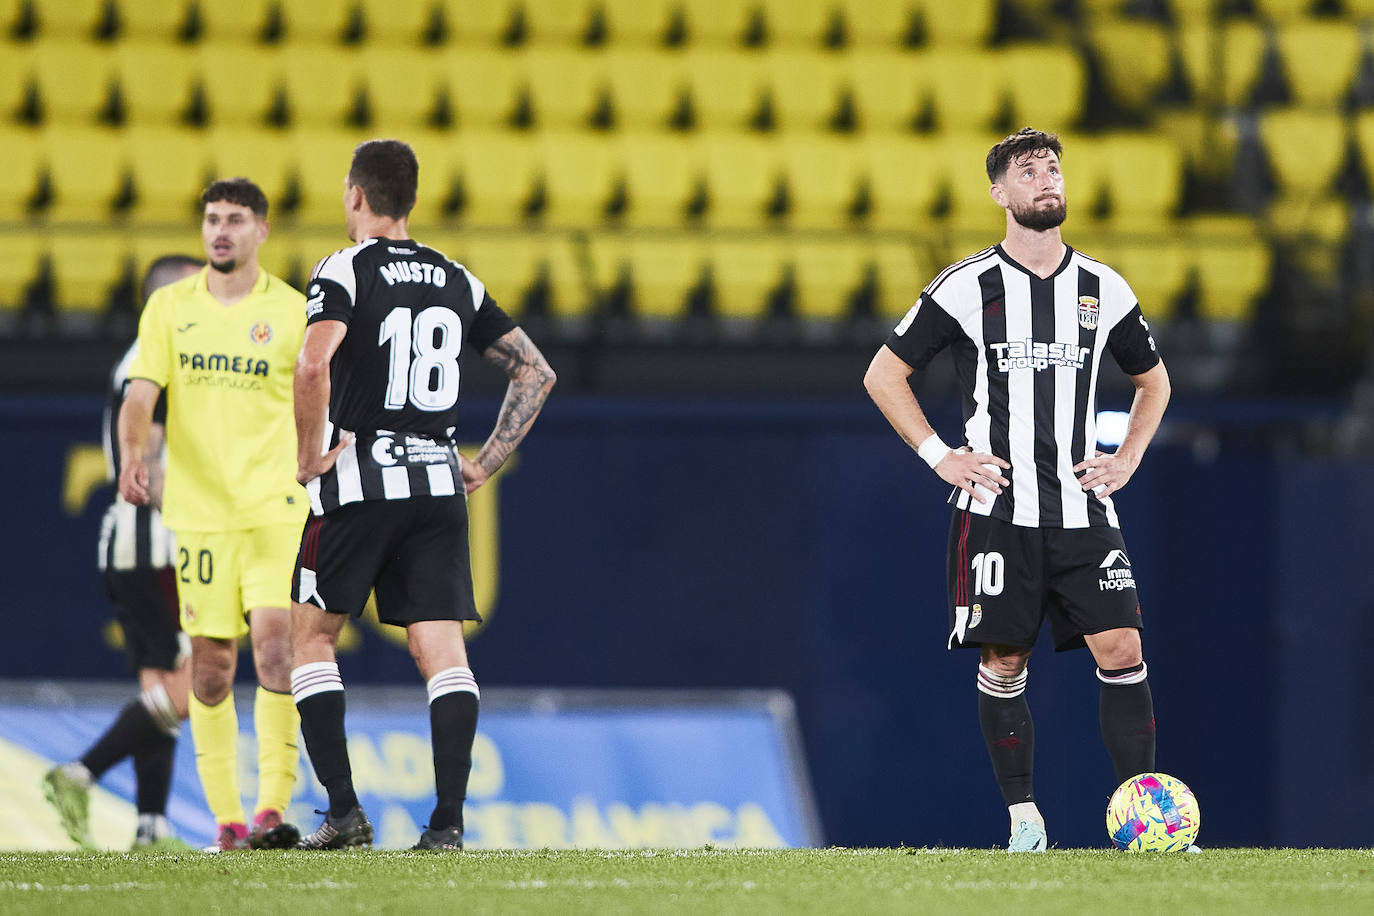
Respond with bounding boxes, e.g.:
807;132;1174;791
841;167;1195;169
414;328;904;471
945;509;1143;652
104;566;183;671
294;495;480;627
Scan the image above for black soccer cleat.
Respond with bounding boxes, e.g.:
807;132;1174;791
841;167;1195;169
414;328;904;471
412;825;463;850
295;806;373;850
249;809;301;850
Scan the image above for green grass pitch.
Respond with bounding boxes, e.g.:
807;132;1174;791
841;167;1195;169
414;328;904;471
2;848;1372;915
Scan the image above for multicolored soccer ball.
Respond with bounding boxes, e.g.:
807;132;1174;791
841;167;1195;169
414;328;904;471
1106;772;1200;852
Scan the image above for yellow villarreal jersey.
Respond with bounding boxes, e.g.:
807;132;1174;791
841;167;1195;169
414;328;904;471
129;267;307;532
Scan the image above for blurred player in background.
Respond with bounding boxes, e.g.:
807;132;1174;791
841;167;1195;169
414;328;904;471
118;179;307;852
43;254;202;851
864;129;1171;852
291;139;555;850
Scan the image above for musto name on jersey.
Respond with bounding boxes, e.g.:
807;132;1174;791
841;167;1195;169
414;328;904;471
988;339;1091;372
379;260;448;287
178;351;269;389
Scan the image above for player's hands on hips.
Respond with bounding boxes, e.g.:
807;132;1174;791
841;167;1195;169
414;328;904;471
118;461;151;505
460;453;490;494
1074;449;1140;498
935;448;1010;505
297;431;355;485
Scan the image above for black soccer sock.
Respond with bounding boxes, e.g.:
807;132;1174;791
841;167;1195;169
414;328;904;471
80;699;167;779
977;664;1036;806
426;668;480;832
132;730;177;815
1098;662;1156;783
291;663;358;818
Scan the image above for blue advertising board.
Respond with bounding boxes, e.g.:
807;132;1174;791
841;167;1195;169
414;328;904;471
0;683;820;850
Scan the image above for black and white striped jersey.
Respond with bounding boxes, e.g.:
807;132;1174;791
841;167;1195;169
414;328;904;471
98;341;175;571
303;236;517;515
885;244;1161;529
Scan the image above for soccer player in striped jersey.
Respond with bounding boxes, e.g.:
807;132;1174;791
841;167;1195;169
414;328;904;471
119;180;307;852
864;129;1171;852
43;255;201;851
290;139;555;850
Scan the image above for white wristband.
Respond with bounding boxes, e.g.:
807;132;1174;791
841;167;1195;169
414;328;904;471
917;433;951;469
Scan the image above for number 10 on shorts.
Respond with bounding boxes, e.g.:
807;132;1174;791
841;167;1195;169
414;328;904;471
971;551;1004;597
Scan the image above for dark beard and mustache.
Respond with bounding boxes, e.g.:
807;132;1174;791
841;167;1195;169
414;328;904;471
1010;197;1067;231
209;256;237;273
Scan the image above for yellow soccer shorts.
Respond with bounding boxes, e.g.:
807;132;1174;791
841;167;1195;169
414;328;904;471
173;522;302;639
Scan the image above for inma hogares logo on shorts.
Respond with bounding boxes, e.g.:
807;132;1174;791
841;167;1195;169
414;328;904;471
1098;549;1136;591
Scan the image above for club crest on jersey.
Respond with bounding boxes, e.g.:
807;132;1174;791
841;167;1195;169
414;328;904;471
1077;295;1100;330
250;322;273;345
970;604;982;628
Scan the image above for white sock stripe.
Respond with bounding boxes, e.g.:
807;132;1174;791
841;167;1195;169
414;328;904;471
139;684;181;735
1097;661;1148;686
977;663;1028;698
427;666;479;703
291;662;344;702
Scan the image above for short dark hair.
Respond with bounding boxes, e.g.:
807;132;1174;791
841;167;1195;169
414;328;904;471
201;177;269;219
347;139;418;219
141;254;203;303
986;128;1064;183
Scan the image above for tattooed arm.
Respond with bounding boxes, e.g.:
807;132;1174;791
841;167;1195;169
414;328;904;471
463;327;556;493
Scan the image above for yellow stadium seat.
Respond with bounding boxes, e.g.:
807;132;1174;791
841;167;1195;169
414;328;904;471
112;0;191;40
1187;216;1270;323
48;230;133;313
625;235;708;320
40;125;131;221
404;129;463;226
779;132;861;229
1166;0;1214;22
791;238;867;322
127;127;212;225
281;227;350;285
1251;0;1312;21
288;129;371;226
844;0;920;47
1086;17;1172;114
207;126;293;214
194;0;280;42
846;49;925;131
940;132;1003;234
0;127;42;220
683;48;767;130
1102;238;1191;322
679;0;757;45
197;44;283;126
455;232;590;319
1350;0;1374;20
1259;108;1347;202
708;237;787;321
619;130;701;228
521;0;598;44
438;0;521;45
1000;44;1084;130
919;0;995;46
442;48;525;129
539;130;621;226
605;48;688;129
599;0;676;44
860;133;943;230
355;0;436;44
757;0;837;46
762;48;847;131
924;47;1003;132
360;47;446;132
1216;21;1268;108
0;42;34;125
278;0;357;43
699;131;782;229
0;230;44;310
521;47;610;129
1354;111;1374;189
1095;132;1183;231
280;46;364;127
871;238;929;318
114;42;199;127
1274;21;1362;108
29;0;108;38
457;130;542;226
31;40;117;124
